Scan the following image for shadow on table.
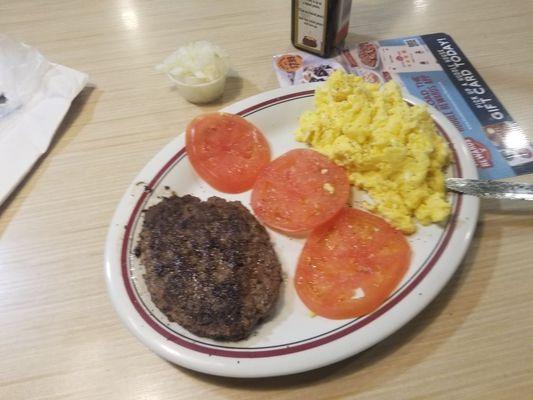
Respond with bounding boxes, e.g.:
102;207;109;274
214;74;246;105
173;218;496;394
0;86;98;229
344;32;381;48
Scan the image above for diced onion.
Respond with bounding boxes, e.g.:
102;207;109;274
156;41;229;85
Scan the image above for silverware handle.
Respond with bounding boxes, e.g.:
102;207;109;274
446;178;533;201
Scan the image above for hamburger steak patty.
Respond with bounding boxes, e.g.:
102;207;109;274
136;195;282;341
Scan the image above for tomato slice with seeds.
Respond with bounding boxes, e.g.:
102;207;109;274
186;113;270;193
295;207;411;319
251;149;350;233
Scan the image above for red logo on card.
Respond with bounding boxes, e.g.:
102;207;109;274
465;138;493;168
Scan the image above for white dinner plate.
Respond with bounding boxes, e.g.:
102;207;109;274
104;83;479;378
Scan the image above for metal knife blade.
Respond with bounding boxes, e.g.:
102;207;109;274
446;178;533;200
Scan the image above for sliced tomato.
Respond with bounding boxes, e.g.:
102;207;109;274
185;113;271;193
251;149;350;233
295;207;411;319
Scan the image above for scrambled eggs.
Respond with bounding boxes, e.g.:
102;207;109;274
295;71;451;234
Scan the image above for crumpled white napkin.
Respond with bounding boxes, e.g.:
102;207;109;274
0;34;88;205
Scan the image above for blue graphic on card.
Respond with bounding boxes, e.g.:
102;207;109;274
367;33;533;178
273;33;533;178
399;71;515;179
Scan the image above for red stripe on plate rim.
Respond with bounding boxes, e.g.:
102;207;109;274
120;90;463;358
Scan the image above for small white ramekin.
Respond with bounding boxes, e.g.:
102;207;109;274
168;73;227;104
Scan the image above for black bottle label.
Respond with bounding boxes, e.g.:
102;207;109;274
292;0;352;58
293;0;329;55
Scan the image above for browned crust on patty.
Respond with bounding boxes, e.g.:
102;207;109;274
136;195;282;341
